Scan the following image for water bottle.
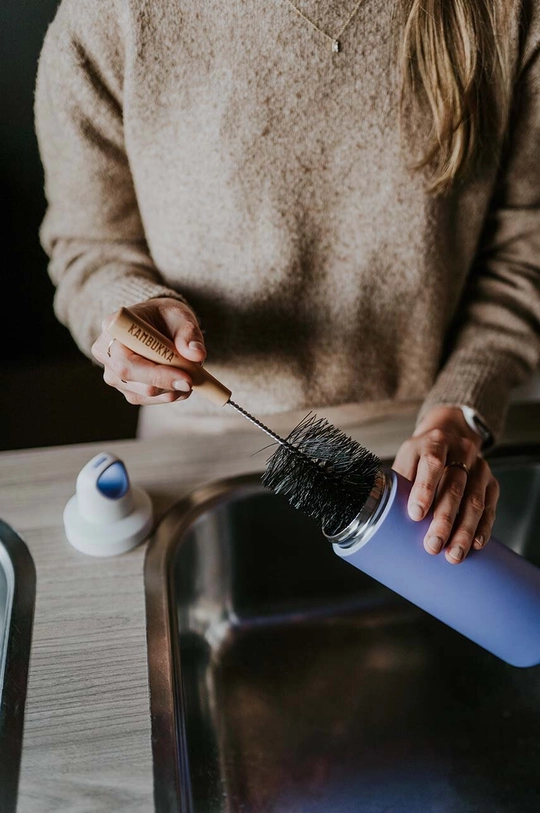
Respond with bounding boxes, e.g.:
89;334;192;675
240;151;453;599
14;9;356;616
324;469;540;667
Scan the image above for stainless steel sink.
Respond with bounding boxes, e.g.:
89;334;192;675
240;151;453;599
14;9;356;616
0;520;36;813
145;447;540;812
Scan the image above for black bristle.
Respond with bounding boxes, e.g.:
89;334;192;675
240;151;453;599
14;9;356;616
261;413;381;536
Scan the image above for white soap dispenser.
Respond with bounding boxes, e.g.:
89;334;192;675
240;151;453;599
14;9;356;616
63;453;153;557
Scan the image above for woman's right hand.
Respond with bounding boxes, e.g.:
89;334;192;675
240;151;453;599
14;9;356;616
91;297;206;405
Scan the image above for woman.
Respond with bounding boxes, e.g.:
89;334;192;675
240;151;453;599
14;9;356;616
35;0;540;563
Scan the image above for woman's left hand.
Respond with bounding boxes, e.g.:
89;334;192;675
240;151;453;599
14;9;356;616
392;406;499;564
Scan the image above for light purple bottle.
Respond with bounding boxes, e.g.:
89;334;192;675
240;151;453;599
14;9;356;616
324;469;540;667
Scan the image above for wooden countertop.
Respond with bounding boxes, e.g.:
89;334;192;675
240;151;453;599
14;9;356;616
1;403;538;812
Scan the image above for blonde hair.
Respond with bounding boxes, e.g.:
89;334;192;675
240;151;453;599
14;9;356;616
399;0;513;195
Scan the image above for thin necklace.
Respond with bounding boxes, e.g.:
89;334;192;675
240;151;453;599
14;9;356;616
283;0;365;53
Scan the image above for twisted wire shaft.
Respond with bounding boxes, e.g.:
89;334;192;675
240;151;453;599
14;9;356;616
228;400;314;464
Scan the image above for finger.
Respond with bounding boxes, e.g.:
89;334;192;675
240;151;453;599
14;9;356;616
392;439;420;481
103;338;194;392
423;466;469;556
472;476;500;551
101;313;115;333
122;389;183;405
407;431;448;520
444;459;492;564
171;318;206;363
91;332;113;364
447;436;481;471
104;370;191;405
421;435;481;551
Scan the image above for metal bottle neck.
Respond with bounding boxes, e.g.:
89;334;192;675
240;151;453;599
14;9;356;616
323;470;392;549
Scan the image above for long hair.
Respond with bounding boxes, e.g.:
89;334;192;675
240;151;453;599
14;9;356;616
399;0;513;195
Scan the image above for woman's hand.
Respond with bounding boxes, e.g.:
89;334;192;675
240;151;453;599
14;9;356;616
91;297;206;405
392;406;499;564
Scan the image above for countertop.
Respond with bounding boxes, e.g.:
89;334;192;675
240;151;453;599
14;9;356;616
1;403;539;812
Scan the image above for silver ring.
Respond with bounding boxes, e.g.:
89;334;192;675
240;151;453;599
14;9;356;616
106;338;116;358
445;460;471;476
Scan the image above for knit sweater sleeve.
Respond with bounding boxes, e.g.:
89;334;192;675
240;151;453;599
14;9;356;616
417;19;540;443
35;0;186;358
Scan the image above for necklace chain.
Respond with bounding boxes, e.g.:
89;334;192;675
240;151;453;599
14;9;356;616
283;0;365;53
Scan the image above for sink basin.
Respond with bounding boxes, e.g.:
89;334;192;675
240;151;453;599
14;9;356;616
0;520;36;813
145;447;540;812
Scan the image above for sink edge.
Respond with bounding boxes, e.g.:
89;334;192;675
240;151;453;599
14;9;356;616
0;520;36;813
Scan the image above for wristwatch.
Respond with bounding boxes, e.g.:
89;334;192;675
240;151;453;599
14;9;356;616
460;405;493;448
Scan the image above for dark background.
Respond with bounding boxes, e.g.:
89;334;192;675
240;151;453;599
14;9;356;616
0;0;138;451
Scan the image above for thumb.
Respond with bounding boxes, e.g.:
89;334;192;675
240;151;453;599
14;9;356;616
172;317;206;363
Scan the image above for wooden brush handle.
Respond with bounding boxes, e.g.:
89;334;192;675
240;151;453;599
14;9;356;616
107;307;232;407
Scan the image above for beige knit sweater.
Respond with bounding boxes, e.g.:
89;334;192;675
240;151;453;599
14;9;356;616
35;0;540;440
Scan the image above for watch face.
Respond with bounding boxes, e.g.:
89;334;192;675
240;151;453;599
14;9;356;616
472;415;491;439
461;406;492;442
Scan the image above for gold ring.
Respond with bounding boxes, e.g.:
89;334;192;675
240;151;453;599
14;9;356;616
106;338;116;358
445;460;471;476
